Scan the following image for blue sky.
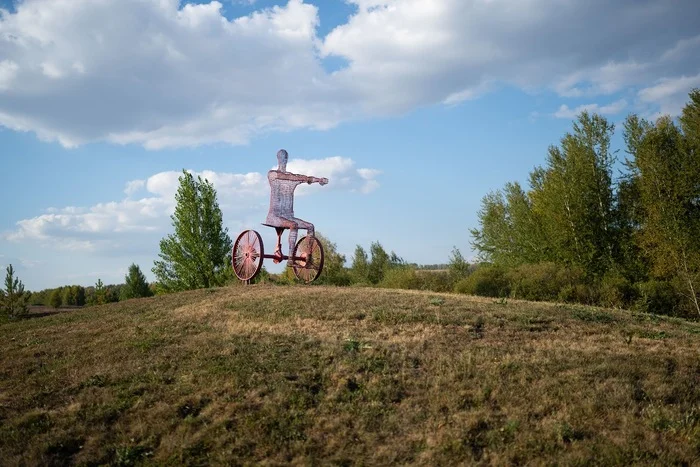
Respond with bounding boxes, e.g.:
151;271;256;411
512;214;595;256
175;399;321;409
1;0;699;290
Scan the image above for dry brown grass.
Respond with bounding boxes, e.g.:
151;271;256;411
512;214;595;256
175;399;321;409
1;285;699;465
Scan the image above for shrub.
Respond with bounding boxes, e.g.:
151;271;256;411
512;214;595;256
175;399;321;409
380;267;420;290
415;270;453;292
634;280;680;317
558;283;598;305
598;272;637;309
507;262;584;302
454;264;510;298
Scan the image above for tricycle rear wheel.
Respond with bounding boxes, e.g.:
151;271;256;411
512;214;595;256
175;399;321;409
232;230;264;282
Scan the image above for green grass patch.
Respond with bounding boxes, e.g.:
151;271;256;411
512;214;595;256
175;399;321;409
1;285;698;465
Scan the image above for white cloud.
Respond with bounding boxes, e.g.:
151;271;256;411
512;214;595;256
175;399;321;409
323;0;700;114
124;179;146;196
0;59;18;91
638;73;700;117
286;156;381;194
554;99;628;119
0;0;698;147
4;157;380;251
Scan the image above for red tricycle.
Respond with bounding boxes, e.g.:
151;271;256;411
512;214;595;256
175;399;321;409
232;225;324;284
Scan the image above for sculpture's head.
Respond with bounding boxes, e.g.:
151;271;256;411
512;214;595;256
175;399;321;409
276;149;288;172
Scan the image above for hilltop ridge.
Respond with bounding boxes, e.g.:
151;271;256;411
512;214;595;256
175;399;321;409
1;286;699;465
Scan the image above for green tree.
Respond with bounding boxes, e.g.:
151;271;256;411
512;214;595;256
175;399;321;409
368;241;390;284
472;112;619;278
49;288;62;309
350;245;369;284
62;286;76;306
628;101;700;316
121;264;153;300
471;182;547;266
73;286;86;306
530;112;618;276
94;279;106;305
1;264;30;318
314;233;351;286
153;170;233;292
448;246;470;281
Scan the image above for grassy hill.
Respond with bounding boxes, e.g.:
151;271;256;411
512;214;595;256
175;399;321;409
1;286;699;465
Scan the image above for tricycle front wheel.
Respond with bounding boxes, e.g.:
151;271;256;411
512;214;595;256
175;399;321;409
291;235;324;283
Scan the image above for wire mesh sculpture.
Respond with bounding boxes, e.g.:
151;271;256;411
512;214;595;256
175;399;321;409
232;149;329;283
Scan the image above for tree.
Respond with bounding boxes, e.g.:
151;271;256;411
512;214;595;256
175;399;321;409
49;289;62;308
121;264;153;300
62;286;76;306
529;112;618;277
153;170;233;292
471;112;619;279
471;182;548;267
448;246;470;281
314;233;351;286
628;102;700;316
73;286;86;306
1;264;30;318
350;245;369;284
368;241;390;284
90;278;107;305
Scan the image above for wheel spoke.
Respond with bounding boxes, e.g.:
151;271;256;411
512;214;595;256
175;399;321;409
235;259;245;276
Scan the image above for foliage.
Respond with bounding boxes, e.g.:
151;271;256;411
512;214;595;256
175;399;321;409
468;91;700;317
506;262;585;302
447;246;470;282
153;170;233;292
380;267;420;290
0;264;30;318
454;264;510;298
86;279;114;306
414;270;454;293
626;96;700;316
598;271;637;309
49;289;62;308
313;233;351;286
120;264;153;300
367;241;390;284
634;280;682;317
350;245;369;284
472;113;619;278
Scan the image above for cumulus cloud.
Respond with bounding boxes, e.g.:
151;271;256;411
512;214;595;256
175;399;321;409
286;156;381;194
3;157;380;251
553;99;628;119
638;73;700;117
323;0;700;113
124;180;146;196
0;0;698;148
0;0;343;148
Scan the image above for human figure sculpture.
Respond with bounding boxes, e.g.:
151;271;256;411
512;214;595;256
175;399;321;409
266;149;328;265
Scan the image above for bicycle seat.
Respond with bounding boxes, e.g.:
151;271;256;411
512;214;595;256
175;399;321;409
262;223;288;231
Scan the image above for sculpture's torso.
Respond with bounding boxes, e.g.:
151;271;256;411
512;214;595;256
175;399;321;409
267;171;300;221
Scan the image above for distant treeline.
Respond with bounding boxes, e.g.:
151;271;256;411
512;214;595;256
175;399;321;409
29;264;154;308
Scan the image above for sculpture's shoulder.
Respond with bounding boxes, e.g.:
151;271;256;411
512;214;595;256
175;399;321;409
268;170;280;181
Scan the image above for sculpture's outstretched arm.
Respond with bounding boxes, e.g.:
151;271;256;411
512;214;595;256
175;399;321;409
274;171;328;185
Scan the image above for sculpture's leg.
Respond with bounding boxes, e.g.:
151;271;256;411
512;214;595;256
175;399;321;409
287;226;298;267
273;228;284;263
289;218;314;261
